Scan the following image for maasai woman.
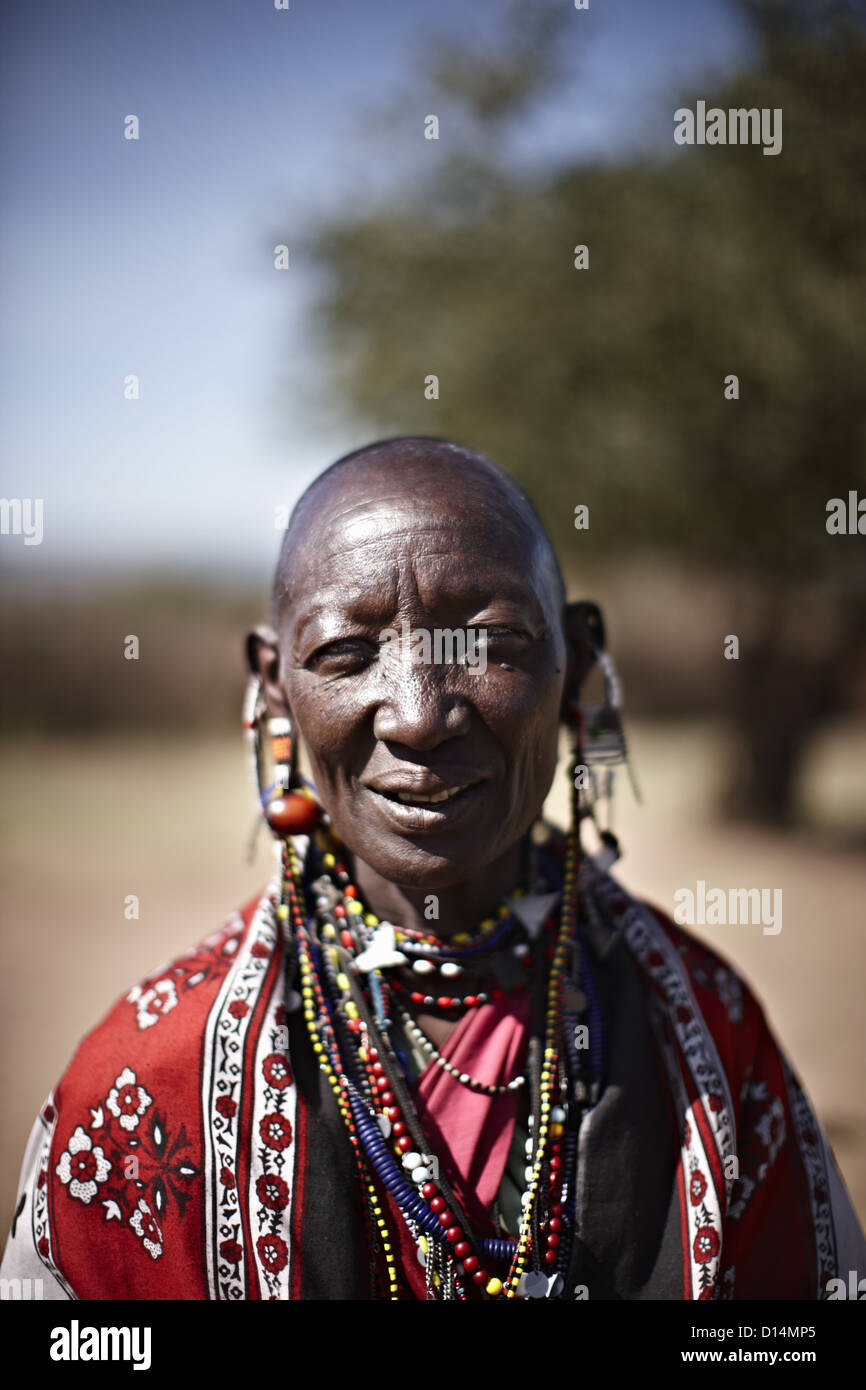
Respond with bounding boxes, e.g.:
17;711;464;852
3;438;864;1300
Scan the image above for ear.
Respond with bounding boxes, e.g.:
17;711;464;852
561;600;606;719
245;625;291;718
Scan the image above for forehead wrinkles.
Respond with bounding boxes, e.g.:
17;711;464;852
277;473;565;650
286;495;532;598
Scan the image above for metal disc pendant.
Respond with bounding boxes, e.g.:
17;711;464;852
517;1270;549;1299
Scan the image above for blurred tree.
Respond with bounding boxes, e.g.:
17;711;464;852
305;0;866;825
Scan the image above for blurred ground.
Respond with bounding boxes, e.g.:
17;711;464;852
1;720;864;1259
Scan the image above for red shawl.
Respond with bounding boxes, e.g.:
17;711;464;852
2;849;863;1300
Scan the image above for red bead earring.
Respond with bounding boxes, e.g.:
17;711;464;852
242;680;322;844
263;715;322;837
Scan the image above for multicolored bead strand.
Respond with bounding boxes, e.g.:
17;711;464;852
277;822;599;1300
503;824;579;1298
285;840;401;1298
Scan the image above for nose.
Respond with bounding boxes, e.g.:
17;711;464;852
372;662;472;751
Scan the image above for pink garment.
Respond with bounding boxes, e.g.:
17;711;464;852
413;991;531;1231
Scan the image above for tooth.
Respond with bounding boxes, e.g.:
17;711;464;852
396;784;468;805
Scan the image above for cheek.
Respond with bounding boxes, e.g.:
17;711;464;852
487;673;563;797
286;681;357;786
496;659;563;737
513;711;561;798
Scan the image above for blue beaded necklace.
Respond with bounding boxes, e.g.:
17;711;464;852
284;825;606;1299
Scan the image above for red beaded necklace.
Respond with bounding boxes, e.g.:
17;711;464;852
279;825;582;1300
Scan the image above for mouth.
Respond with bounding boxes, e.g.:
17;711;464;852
383;782;479;806
362;778;487;832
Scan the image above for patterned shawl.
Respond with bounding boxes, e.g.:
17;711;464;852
3;838;863;1300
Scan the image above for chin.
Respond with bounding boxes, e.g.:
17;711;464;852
352;834;500;894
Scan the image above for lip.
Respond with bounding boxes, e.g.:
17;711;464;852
361;778;488;834
365;773;487;798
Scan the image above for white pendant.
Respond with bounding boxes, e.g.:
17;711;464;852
440;961;462;978
354;923;407;974
508;891;560;941
517;1270;549;1299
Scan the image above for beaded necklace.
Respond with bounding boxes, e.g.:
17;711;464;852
279;822;603;1300
395;1005;527;1095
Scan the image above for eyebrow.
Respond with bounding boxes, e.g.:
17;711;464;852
291;589;390;648
292;582;545;652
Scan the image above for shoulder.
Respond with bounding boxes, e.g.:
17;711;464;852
643;902;766;1036
582;857;772;1089
58;893;267;1099
37;887;284;1297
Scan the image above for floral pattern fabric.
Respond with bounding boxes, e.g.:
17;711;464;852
2;844;864;1299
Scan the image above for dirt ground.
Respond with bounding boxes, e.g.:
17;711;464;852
2;724;864;1263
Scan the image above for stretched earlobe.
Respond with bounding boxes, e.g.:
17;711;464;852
561;600;605;719
246;624;280;678
575;601;605;654
563;597;640;860
241;628;322;851
245;625;290;718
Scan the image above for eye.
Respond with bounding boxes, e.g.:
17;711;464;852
479;625;531;650
307;638;378;676
466;624;543;668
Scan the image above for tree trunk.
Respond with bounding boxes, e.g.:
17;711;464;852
720;582;858;827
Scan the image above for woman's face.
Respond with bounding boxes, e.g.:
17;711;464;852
278;485;568;891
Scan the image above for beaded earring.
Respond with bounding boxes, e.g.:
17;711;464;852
242;675;322;844
262;716;322;837
569;642;639;868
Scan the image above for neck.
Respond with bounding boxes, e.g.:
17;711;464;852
348;838;528;938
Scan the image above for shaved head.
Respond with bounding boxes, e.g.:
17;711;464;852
272;436;566;628
251;433;600;899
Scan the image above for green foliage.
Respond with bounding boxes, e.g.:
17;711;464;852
307;0;866;585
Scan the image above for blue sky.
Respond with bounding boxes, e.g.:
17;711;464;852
1;0;751;580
